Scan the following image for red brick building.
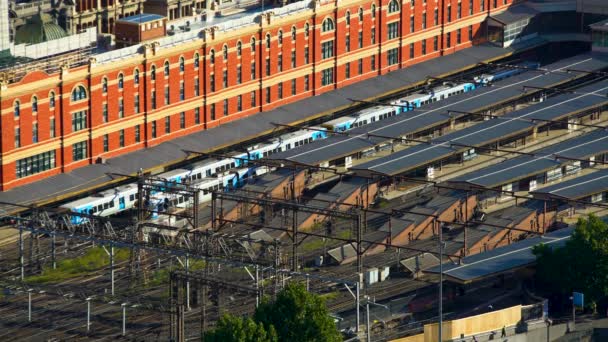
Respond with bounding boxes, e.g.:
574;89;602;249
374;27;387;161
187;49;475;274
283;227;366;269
0;0;517;191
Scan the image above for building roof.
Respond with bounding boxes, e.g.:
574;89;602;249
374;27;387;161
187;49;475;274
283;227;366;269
352;78;608;177
426;227;573;284
15;13;68;44
400;253;440;273
530;169;608;201
118;13;165;24
328;243;358;263
270;53;608;167
449;130;608;188
491;5;539;25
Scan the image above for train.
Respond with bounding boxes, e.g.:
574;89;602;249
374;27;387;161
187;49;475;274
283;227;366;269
474;61;540;86
60;62;539;222
321;81;478;132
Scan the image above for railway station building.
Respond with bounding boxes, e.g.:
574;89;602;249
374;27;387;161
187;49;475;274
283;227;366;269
0;0;595;191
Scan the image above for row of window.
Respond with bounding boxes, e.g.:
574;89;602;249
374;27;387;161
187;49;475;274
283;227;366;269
14;17;476;118
16;151;56;179
15;33;465;145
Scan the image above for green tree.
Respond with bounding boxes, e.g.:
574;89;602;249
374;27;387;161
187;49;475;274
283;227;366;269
254;282;342;342
534;215;608;303
203;314;277;342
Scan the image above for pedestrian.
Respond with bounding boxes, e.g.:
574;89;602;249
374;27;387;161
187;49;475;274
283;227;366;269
501;326;507;338
488;304;494;311
472;336;478;342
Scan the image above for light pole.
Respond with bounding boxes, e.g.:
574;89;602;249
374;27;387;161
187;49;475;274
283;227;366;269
364;295;389;342
438;219;444;342
86;297;92;332
121;303;127;336
27;288;33;322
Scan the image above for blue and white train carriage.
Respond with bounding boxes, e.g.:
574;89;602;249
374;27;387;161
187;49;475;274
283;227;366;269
60;184;139;224
474;61;540;85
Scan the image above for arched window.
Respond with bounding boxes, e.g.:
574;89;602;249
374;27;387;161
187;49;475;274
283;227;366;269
237;41;242;56
305;23;310;37
346;11;351;25
150;66;156;81
71;85;87;101
118;73;124;89
278;30;283;45
209;49;215;64
31;96;38;113
222;45;228;60
266;33;271;48
359;8;364;21
250;37;256;52
14;100;20;117
102;77;108;93
49;91;55;108
322;18;334;32
372;4;376;18
179;57;185;72
194;53;200;68
164;61;170;76
291;26;297;41
388;0;400;13
134;69;140;85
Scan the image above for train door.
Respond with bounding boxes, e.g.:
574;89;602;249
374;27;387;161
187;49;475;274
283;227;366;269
119;197;126;210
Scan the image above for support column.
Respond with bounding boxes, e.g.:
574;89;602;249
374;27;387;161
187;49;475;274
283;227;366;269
110;245;115;296
19;226;24;281
185;254;191;311
121;303;127;336
51;233;57;270
356;282;360;333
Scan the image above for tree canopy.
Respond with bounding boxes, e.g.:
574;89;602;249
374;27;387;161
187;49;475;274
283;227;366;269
255;283;342;342
203;282;341;342
204;314;277;342
534;215;608;304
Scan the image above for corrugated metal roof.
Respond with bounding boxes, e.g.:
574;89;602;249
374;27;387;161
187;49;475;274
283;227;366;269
426;227;573;283
354;79;608;176
491;5;539;25
271;53;608;166
530;169;608;200
450;130;608;188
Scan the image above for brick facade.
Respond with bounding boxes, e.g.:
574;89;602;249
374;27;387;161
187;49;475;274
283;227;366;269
0;0;517;191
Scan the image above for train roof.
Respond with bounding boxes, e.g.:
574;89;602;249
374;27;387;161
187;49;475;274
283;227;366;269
355;105;394;116
322;116;356;126
157;168;190;179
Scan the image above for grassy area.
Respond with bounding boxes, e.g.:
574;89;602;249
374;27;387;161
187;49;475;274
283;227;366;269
319;291;339;301
374;198;390;209
147;259;207;287
25;246;129;284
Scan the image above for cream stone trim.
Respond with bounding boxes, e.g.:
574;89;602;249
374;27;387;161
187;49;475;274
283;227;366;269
2;140;62;164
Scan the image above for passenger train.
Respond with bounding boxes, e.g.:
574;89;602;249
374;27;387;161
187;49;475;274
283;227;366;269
474;61;540;85
321;81;478;132
60;62;539;222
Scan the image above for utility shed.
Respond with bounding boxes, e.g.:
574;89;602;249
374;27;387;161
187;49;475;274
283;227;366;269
115;13;167;47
